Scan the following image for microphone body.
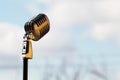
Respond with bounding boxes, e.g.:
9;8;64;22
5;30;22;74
24;14;50;41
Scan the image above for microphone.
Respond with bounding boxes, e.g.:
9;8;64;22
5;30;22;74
24;14;50;41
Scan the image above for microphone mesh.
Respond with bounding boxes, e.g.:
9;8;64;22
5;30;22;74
24;14;50;41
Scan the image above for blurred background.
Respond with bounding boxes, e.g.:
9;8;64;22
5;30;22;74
0;0;120;80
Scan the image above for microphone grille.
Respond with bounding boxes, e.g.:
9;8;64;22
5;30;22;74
24;14;50;41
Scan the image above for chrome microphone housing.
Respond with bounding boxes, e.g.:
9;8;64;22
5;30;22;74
24;14;50;41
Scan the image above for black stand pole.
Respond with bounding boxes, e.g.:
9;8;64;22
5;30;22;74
22;34;32;80
23;58;28;80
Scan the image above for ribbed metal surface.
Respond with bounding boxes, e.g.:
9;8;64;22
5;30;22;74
24;14;50;41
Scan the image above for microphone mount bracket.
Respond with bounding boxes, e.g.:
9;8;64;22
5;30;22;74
22;33;33;59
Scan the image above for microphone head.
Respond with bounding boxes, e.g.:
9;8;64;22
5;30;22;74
24;14;50;41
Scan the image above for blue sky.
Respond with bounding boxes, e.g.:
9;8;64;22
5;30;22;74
0;0;27;25
0;0;120;80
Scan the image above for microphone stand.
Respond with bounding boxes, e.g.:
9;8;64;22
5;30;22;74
22;34;33;80
23;58;28;80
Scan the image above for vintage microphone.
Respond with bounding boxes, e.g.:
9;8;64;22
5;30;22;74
22;13;50;80
24;13;50;41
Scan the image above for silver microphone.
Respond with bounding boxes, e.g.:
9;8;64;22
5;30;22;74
24;14;50;41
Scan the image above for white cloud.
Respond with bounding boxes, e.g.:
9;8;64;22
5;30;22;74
85;0;120;43
0;23;23;55
47;1;90;27
116;72;120;80
26;4;41;15
36;0;52;4
90;0;120;23
88;23;120;42
32;29;73;56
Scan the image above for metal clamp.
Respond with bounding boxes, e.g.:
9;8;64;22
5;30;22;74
22;34;33;59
